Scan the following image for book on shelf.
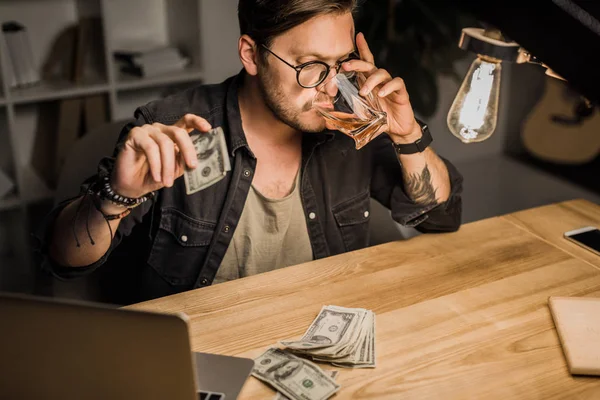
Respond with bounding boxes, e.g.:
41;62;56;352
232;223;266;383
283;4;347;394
41;17;105;84
1;21;40;88
74;17;105;84
0;169;15;199
0;36;17;88
114;44;190;78
31;18;108;190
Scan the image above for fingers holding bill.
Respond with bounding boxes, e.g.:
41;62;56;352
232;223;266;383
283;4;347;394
175;113;212;133
159;124;198;169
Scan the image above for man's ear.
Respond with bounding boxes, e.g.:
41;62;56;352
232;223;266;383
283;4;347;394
239;34;260;76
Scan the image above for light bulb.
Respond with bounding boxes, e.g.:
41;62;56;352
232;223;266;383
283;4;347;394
447;56;501;143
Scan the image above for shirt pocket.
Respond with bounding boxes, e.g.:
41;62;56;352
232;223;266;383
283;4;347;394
332;191;371;252
147;208;216;286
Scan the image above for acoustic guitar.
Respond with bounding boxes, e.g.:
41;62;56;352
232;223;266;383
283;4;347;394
522;75;600;164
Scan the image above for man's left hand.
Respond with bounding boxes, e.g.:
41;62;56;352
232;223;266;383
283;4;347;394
342;32;422;145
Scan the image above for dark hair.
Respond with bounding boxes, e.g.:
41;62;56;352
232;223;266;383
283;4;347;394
238;0;359;50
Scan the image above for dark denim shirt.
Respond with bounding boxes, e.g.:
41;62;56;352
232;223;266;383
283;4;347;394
35;72;463;305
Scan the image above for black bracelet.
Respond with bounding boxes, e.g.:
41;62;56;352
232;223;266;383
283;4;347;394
95;175;154;208
89;190;132;221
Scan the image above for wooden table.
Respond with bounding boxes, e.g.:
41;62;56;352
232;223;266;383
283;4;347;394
506;199;600;270
128;199;600;399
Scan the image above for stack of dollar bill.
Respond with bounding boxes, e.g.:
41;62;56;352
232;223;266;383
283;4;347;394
272;370;339;400
280;305;376;368
184;127;231;195
253;348;340;400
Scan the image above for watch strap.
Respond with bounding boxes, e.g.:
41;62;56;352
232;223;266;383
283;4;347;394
392;120;433;155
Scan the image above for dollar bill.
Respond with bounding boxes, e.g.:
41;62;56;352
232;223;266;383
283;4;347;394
331;311;376;368
280;306;361;351
282;305;376;368
273;371;339;400
252;348;340;400
284;305;366;358
184;126;231;195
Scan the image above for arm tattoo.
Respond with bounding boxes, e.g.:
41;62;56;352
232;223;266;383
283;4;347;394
404;165;438;206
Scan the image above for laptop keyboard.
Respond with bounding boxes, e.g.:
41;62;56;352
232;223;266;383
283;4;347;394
198;391;225;400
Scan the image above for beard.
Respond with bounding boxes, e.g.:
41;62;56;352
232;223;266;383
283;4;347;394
256;63;326;133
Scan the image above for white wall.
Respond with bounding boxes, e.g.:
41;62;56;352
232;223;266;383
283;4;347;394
199;0;242;83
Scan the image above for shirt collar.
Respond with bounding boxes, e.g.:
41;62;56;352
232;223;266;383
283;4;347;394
225;71;251;157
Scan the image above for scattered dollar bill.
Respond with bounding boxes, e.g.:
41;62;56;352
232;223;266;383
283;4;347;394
184;126;231;195
281;305;361;351
252;348;340;400
273;370;339;400
281;305;376;368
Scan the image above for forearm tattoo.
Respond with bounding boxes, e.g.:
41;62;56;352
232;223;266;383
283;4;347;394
404;165;438;206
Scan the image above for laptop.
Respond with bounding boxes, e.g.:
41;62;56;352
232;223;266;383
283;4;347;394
0;292;254;399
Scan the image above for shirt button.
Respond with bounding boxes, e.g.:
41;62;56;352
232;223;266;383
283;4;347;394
200;278;209;285
309;212;316;220
180;235;188;243
364;211;370;218
223;225;230;233
243;169;252;177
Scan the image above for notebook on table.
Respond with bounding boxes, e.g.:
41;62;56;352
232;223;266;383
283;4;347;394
548;296;600;376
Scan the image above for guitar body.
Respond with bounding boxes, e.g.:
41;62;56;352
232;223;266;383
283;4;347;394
522;77;600;164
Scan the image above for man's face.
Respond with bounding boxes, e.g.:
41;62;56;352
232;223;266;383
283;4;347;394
257;12;355;133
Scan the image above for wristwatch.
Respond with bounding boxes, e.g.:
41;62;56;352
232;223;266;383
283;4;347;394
391;119;433;155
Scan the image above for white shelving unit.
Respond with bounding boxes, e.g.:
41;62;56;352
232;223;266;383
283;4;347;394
0;0;241;212
0;0;241;288
10;79;110;105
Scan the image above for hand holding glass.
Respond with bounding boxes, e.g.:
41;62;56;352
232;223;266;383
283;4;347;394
313;71;388;150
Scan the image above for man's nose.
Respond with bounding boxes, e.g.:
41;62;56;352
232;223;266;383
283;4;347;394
324;75;339;97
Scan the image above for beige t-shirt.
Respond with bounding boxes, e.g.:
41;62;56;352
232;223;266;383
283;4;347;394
214;172;313;284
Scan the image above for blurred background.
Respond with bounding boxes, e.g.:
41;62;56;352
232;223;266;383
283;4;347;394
0;0;598;299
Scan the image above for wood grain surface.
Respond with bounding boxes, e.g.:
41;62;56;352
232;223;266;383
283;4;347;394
127;200;600;399
505;199;600;270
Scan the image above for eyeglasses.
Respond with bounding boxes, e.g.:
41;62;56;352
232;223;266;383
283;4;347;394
260;44;359;88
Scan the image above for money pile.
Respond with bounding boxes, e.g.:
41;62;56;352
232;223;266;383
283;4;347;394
253;348;340;400
273;370;338;400
184;127;231;195
281;305;376;368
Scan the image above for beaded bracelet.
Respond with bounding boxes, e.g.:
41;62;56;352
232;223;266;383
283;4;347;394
71;175;154;247
96;175;154;209
89;191;132;221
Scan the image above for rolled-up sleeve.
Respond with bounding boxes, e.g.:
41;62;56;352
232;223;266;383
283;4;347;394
369;133;463;233
33;113;155;280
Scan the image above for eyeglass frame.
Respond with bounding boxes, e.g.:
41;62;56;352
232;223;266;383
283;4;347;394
260;44;359;89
